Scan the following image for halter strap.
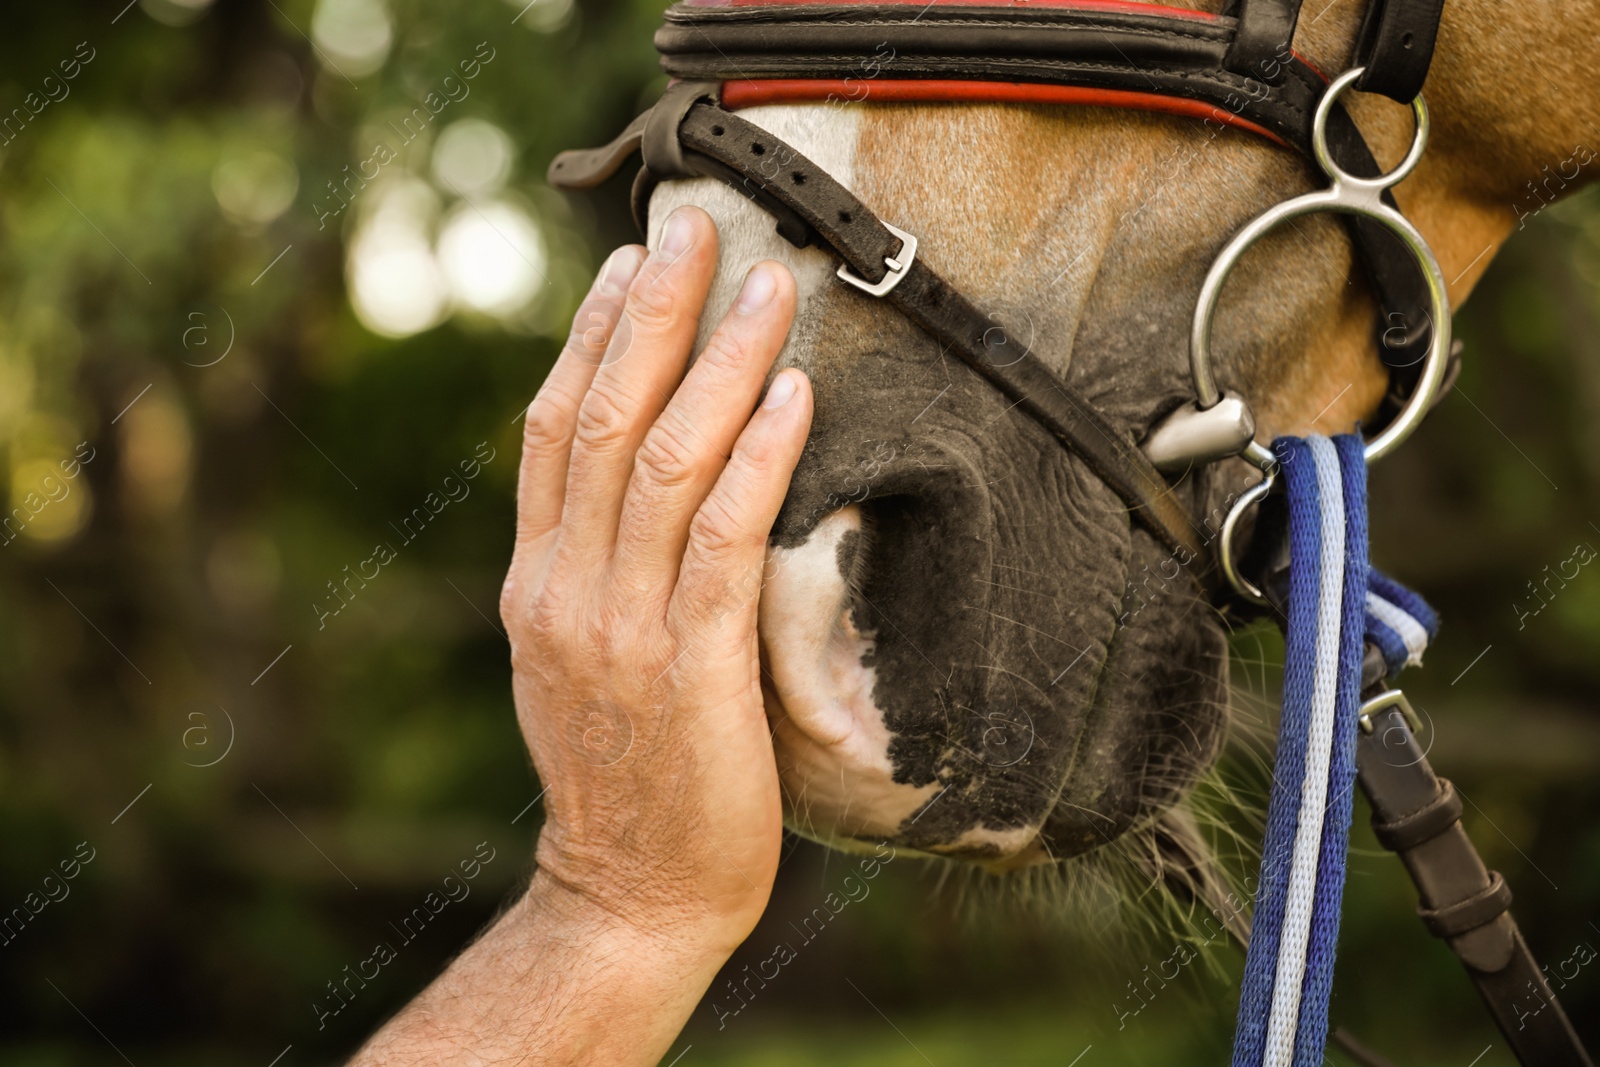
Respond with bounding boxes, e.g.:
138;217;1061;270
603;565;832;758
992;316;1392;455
550;0;1450;567
655;0;1441;397
552;84;1208;558
1223;0;1305;81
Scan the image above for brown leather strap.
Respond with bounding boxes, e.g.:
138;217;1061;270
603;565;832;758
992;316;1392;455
888;259;1208;558
1357;699;1593;1067
551;95;1208;559
546;110;648;191
1370;775;1462;851
1418;869;1513;939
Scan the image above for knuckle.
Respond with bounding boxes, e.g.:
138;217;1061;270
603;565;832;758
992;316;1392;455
589;611;625;663
521;397;572;461
633;418;703;489
498;580;521;637
624;275;679;330
573;384;635;450
697;328;754;375
689;495;754;562
521;584;565;645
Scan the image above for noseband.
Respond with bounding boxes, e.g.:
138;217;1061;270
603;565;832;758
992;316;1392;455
552;0;1451;586
550;3;1593;1064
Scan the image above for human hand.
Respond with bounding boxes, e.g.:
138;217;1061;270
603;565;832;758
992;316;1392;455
500;205;811;960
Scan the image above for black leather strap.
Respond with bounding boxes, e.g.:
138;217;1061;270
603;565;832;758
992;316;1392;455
1354;0;1448;102
1418;870;1513;939
1319;102;1434;372
1222;0;1304;83
655;0;1436;384
656;4;1329;149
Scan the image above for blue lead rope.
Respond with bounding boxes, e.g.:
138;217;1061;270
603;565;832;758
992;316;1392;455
1229;434;1438;1067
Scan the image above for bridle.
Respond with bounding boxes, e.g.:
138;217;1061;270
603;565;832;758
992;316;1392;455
548;2;1593;1063
551;0;1453;569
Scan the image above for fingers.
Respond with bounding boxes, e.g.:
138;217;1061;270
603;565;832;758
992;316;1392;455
669;368;813;637
556;207;721;569
610;261;799;600
515;245;647;547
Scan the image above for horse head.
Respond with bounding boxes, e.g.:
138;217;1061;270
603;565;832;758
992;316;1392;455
634;0;1600;872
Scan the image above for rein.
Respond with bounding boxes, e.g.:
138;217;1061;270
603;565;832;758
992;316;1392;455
548;1;1593;1062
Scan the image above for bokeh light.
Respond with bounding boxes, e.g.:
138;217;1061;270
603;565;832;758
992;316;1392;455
436;199;546;318
212;150;300;229
139;0;216;28
346;178;448;338
507;0;575;33
312;0;394;79
432;118;515;199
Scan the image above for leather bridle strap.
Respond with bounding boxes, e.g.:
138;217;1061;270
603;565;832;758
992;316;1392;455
1354;0;1449;100
1356;688;1594;1067
1222;0;1304;80
653;3;1330;144
551;86;1208;559
655;0;1438;378
1253;547;1595;1067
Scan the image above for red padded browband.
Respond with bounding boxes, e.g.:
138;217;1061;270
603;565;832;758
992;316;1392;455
685;1;1323;147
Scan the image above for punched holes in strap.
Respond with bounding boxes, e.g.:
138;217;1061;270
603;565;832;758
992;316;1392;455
1370;776;1462;852
676;104;906;285
1419;870;1514;941
1354;0;1448;103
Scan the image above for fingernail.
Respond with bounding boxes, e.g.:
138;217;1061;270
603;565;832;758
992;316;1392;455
660;209;695;259
736;264;778;314
762;370;798;410
598;246;645;296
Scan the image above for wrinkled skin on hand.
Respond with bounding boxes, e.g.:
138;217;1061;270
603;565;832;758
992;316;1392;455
498;205;813;954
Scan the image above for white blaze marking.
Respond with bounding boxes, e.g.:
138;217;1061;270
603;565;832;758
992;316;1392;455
649;104;862;354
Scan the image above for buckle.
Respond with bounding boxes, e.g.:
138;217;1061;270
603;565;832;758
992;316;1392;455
1358;688;1424;735
836;222;917;297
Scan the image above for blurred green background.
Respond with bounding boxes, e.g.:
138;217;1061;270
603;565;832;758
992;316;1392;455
0;1;1597;1064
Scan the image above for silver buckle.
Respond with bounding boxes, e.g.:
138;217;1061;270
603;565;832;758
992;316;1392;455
836;222;917;298
1358;688;1424;735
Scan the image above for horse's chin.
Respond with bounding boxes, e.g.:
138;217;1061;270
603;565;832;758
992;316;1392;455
759;505;1054;869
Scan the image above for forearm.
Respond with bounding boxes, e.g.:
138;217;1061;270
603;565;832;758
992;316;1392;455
350;871;730;1065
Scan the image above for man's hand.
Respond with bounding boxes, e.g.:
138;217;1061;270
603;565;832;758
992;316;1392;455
501;205;808;952
352;206;811;1065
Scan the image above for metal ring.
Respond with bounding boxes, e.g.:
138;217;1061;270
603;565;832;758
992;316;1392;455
1189;68;1451;467
1191;68;1452;599
1218;470;1276;604
1311;67;1430;194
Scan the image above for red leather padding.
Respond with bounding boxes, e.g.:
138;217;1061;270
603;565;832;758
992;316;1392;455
684;0;1218;19
719;78;1291;147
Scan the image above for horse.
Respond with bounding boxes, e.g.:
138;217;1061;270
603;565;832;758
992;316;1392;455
579;0;1600;893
